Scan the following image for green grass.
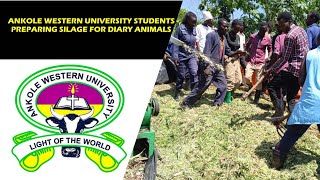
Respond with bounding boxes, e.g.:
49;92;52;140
144;84;320;180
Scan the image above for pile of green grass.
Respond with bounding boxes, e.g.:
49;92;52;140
146;84;320;179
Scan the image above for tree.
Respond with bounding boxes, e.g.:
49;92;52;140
199;0;320;35
172;8;203;34
173;8;188;33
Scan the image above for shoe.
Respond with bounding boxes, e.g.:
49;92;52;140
265;113;284;121
254;90;261;104
183;80;191;91
174;90;182;101
212;101;223;106
179;100;191;111
224;91;232;104
261;92;268;99
266;99;285;120
271;145;285;170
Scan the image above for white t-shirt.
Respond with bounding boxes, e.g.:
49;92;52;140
195;24;214;52
238;32;246;51
265;33;271;59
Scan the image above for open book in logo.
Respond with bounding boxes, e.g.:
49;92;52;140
53;83;91;110
53;96;92;110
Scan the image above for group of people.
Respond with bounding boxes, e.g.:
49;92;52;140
170;10;276;109
167;9;320;170
171;11;245;108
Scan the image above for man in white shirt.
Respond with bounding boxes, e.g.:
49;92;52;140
195;11;214;52
237;21;247;84
238;21;246;51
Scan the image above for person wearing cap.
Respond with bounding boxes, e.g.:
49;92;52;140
195;11;214;53
224;19;242;103
245;22;272;104
306;12;320;50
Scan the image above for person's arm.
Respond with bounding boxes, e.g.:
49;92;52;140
299;54;307;86
269;35;281;66
271;36;294;72
273;35;281;56
267;38;272;60
236;34;241;50
245;35;252;51
203;32;214;59
225;38;233;56
172;27;181;61
306;28;313;49
225;39;244;57
204;32;223;63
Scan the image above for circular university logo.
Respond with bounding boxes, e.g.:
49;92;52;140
15;65;125;133
13;65;127;173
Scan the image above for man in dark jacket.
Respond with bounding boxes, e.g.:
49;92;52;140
224;19;242;103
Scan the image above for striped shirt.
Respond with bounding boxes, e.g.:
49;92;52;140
271;24;309;77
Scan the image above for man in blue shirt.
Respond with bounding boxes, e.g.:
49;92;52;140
306;12;320;50
172;12;198;100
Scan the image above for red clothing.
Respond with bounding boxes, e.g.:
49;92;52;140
274;33;288;73
219;37;224;61
246;33;272;65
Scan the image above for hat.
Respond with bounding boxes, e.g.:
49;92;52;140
203;11;213;21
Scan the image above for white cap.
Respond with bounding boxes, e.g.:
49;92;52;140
203;11;213;21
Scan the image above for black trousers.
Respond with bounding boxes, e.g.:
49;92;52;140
267;70;300;113
280;124;320;158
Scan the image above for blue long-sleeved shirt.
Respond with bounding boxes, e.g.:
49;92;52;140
172;24;197;61
306;23;320;50
203;31;233;65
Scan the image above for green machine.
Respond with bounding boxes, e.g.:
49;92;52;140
132;97;160;180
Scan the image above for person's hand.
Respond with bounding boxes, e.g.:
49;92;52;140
163;53;168;60
224;55;232;63
174;59;179;66
265;57;271;63
264;68;274;78
236;50;247;57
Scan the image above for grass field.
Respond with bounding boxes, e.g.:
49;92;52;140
125;83;320;180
